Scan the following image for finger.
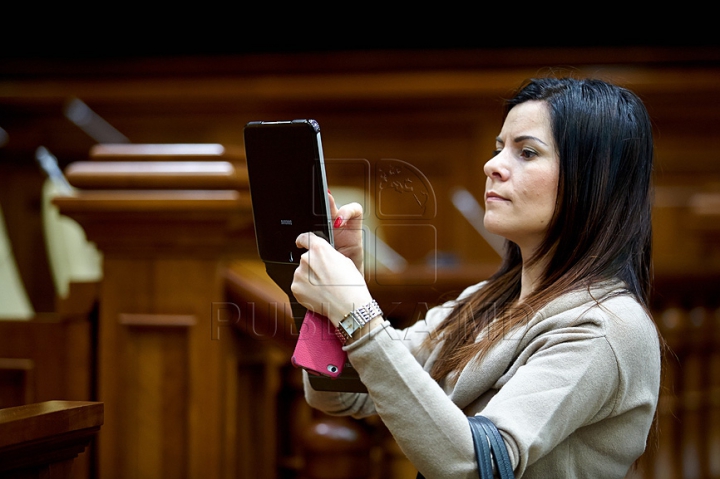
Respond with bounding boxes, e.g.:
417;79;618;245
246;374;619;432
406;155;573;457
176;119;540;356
328;191;339;218
295;232;314;249
307;231;331;250
296;231;332;251
335;202;363;228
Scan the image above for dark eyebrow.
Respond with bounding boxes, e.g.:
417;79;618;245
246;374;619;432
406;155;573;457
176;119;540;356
495;135;550;147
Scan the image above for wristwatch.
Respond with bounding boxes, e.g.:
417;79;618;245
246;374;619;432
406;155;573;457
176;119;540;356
335;300;383;344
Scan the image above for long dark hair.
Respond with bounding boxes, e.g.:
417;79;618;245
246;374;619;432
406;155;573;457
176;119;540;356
428;77;655;381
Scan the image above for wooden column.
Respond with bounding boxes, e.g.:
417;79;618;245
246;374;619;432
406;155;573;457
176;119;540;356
54;145;266;479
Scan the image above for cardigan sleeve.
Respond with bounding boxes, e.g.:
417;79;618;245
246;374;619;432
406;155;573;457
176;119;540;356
301;310;449;418
302;284;480;418
343;322;480;478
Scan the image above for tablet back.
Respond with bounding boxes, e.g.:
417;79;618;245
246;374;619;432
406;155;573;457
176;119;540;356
243;119;333;265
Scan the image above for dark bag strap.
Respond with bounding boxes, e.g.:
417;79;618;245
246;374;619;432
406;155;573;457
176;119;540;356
468;415;494;478
416;415;515;479
472;415;515;478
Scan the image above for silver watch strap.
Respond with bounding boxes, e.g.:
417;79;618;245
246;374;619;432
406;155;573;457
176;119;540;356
335;300;383;344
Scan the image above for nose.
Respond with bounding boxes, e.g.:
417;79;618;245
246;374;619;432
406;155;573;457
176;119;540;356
484;151;509;181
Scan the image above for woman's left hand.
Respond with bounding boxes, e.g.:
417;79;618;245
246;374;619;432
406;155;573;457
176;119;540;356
328;192;364;272
291;232;373;326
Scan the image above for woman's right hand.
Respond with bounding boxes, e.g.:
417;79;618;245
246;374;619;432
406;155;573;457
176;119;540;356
292;231;372;325
328;192;364;272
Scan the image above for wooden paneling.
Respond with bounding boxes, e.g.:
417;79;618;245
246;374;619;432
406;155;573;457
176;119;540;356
0;315;93;405
0;358;34;408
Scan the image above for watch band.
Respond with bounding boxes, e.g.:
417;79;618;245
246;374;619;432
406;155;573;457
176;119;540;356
335;300;383;344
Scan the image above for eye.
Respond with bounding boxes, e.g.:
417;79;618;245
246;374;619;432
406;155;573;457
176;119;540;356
520;148;538;159
492;148;502;157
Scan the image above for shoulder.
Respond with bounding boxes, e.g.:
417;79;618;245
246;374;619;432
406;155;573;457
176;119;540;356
521;282;660;361
535;283;661;379
519;284;661;410
594;292;661;369
539;281;654;333
573;286;658;348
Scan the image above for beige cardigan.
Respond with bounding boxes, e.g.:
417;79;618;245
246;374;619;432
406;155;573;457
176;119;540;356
303;280;662;478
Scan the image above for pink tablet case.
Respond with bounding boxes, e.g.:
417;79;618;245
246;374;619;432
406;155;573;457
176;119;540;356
292;310;347;378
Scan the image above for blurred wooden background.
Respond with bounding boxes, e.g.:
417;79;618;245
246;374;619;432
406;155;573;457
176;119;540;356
1;45;719;478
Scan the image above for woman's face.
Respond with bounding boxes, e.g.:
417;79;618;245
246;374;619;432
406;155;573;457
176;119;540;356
483;100;559;255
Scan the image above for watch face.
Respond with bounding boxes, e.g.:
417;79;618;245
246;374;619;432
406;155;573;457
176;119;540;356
340;315;357;332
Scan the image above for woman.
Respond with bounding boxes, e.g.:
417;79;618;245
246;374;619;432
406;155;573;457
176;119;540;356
291;77;662;478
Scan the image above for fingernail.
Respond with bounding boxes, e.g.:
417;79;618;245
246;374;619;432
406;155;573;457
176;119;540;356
333;216;343;228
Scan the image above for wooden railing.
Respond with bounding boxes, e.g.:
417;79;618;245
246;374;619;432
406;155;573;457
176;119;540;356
0;401;103;478
0;312;96;479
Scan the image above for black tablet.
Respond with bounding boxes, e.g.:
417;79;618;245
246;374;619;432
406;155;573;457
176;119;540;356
243;119;333;265
243;119;367;393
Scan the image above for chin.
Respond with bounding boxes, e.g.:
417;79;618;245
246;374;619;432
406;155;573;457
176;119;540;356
484;220;513;241
483;218;503;236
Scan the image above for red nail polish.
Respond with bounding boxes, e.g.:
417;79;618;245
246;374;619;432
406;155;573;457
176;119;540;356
333;217;343;228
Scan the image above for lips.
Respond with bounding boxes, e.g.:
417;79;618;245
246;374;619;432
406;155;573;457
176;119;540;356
486;191;509;202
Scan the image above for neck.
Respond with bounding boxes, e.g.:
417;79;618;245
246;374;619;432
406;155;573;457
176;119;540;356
519;253;547;301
